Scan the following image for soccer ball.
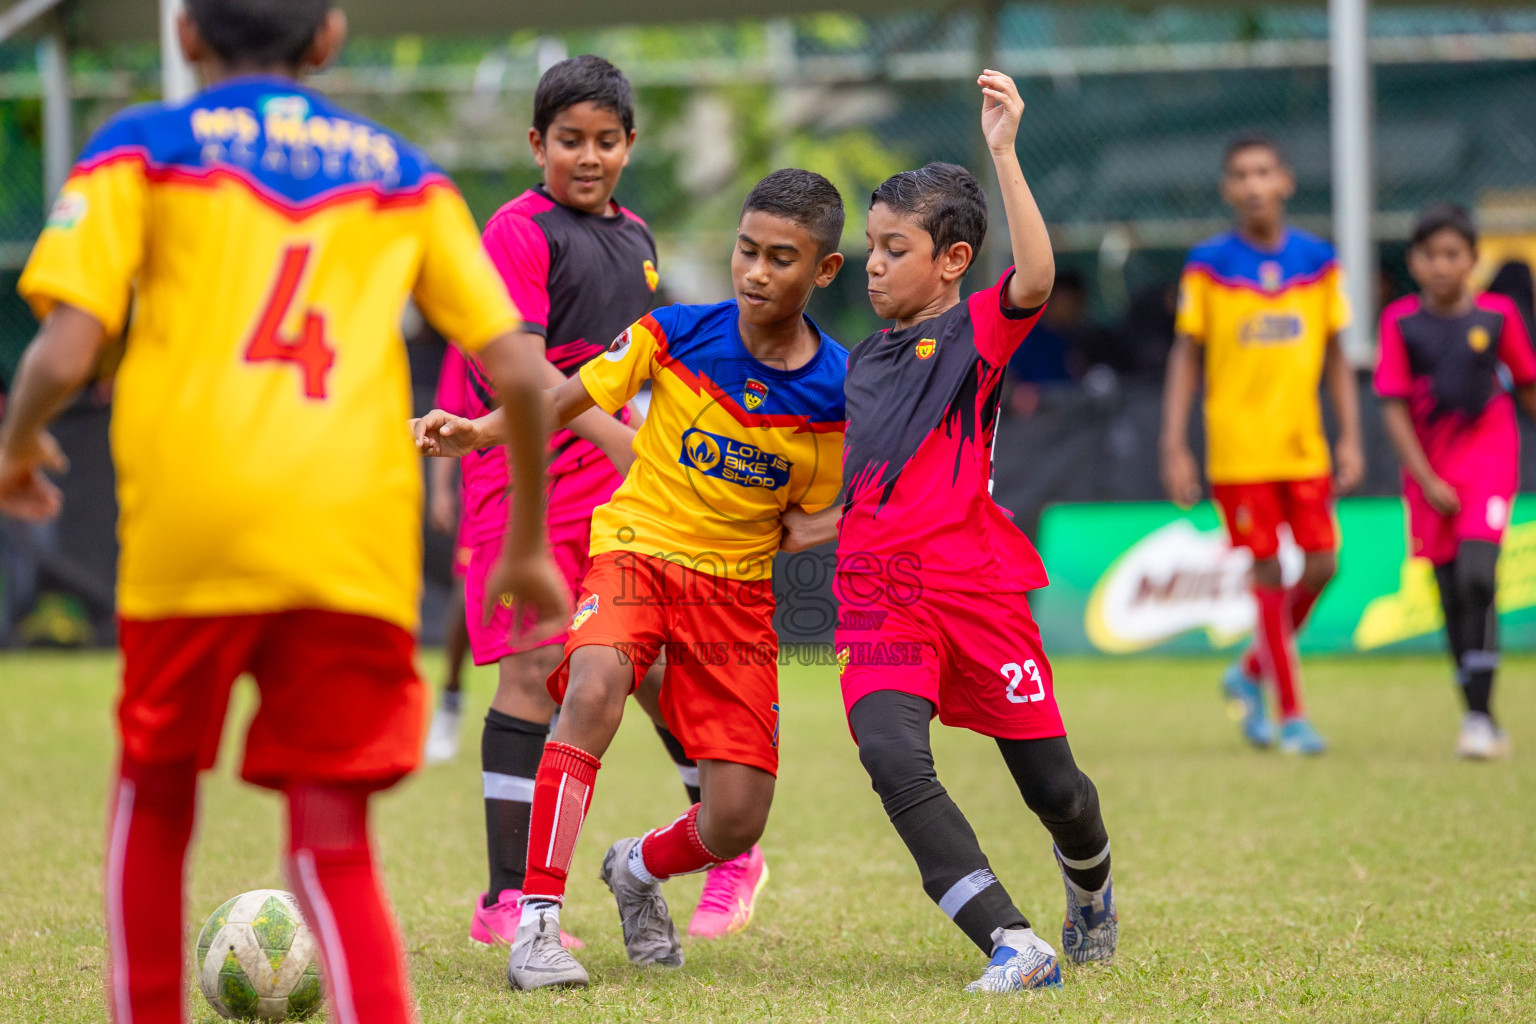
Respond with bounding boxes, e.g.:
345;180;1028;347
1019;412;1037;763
195;889;322;1021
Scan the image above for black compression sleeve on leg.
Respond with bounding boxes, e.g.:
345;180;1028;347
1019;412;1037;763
1433;560;1469;690
482;709;548;899
1455;541;1501;720
653;724;702;805
996;735;1111;892
849;690;1028;953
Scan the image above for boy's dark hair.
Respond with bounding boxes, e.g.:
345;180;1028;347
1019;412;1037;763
741;169;846;258
869;162;987;267
1223;131;1287;171
186;0;330;68
533;55;635;138
1412;201;1477;249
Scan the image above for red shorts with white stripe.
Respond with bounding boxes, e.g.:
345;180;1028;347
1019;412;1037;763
117;610;423;789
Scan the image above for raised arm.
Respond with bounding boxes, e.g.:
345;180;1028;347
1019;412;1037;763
0;304;109;520
1324;334;1364;494
1159;333;1204;507
979;70;1053;310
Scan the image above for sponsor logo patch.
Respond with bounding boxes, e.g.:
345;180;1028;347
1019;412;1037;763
678;428;791;489
46;191;87;230
604;328;632;362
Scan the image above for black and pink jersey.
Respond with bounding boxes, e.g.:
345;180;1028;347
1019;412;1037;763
1374;291;1536;489
456;186;657;544
839;269;1048;594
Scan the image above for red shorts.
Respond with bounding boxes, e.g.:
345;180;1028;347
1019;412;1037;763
463;465;620;665
834;577;1065;742
548;552;781;775
1404;479;1513;566
1212;476;1337;561
117;610;423;790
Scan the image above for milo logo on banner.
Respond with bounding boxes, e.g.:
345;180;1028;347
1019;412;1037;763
1030;497;1536;656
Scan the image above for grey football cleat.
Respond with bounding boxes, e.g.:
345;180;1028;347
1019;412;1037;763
600;837;683;967
507;906;589;991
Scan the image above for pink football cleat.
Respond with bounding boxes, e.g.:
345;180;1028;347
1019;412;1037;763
687;845;769;938
471;890;584;950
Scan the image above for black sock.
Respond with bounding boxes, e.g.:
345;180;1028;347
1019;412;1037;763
849;691;1028;954
997;735;1111;892
1434;560;1470;687
654;724;701;805
1453;541;1501;722
481;709;547;901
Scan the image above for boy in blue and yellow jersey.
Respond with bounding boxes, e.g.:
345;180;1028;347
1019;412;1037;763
1160;133;1364;755
415;168;847;990
0;3;568;1022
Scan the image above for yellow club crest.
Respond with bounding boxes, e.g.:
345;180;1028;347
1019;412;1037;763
1468;325;1491;352
643;259;659;292
836;645;851;677
744;378;769;411
570;594;599;631
915;338;937;360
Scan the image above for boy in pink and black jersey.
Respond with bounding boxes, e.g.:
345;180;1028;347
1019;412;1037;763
798;72;1116;995
1375;202;1536;760
449;55;767;948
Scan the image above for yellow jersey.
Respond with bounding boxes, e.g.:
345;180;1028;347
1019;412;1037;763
578;302;847;581
1175;228;1350;484
19;76;518;629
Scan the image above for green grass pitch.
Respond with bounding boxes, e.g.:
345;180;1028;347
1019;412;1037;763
2;650;1534;1022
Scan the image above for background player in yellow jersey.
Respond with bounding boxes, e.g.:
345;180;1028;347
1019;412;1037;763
1160;133;1364;756
0;3;568;1022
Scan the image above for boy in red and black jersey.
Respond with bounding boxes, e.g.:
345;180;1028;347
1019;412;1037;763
1375;203;1536;760
802;72;1115;994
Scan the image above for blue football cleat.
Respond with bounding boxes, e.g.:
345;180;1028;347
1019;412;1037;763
1057;853;1117;963
1222;662;1275;748
964;942;1063;994
1279;716;1327;755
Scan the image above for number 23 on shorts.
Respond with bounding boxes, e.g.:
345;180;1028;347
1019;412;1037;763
1002;661;1045;704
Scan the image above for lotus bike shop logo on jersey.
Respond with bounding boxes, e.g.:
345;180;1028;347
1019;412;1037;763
678;429;792;490
743;378;769;410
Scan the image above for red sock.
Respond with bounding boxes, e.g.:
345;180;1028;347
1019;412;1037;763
1253;583;1305;718
283;785;413;1024
105;756;197;1024
638;804;726;879
521;742;602;903
1243;584;1323;678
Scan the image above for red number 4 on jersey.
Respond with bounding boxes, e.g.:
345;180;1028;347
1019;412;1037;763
245;244;336;399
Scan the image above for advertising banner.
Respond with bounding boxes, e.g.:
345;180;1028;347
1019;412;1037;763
1031;496;1536;655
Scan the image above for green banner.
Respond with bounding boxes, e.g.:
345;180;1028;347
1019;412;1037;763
1031;496;1536;655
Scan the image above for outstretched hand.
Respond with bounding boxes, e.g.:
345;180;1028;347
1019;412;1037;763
410;409;481;458
0;431;68;522
979;69;1025;155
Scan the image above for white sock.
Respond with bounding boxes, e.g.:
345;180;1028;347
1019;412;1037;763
627;839;657;885
990;926;1056;959
518;898;559;930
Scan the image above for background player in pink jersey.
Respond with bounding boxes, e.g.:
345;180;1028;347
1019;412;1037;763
1375;203;1536;760
451;56;771;948
424;343;475;765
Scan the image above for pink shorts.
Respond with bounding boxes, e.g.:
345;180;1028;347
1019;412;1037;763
1405;476;1513;566
834;576;1065;742
451;515;473;582
463;464;621;665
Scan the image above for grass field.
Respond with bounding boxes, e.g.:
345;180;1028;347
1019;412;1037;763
2;650;1534;1023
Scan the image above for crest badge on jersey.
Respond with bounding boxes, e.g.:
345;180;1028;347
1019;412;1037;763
604;328;632;362
1468;325;1491;353
571;594;600;631
643;259;659;292
1259;261;1283;293
915;338;936;360
744;378;769;410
